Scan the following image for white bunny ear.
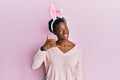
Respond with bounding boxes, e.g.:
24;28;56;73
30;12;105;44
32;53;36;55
56;8;63;18
49;4;57;20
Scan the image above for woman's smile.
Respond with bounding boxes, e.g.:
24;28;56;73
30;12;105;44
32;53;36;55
63;34;69;39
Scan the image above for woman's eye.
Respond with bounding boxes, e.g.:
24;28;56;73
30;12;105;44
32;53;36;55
66;27;69;30
58;29;62;32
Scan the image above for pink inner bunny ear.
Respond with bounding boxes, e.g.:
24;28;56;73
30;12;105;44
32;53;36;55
56;9;63;18
50;4;57;19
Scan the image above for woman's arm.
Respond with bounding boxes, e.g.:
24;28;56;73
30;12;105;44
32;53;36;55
32;35;56;70
32;49;47;70
76;49;83;80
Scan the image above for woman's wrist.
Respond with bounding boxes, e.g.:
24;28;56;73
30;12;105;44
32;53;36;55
40;45;49;51
40;46;46;51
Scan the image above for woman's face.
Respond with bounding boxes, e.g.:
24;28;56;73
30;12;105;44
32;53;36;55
54;22;69;40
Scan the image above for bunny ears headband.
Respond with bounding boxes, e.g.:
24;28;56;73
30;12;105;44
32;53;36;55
49;4;64;32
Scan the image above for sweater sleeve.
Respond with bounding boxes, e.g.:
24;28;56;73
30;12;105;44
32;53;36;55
76;48;83;80
32;49;47;70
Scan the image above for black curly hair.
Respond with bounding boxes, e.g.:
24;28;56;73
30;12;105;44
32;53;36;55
48;17;66;33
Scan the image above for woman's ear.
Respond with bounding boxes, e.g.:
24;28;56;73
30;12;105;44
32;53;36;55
53;30;58;37
53;31;56;35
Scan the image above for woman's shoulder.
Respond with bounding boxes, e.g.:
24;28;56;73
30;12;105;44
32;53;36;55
68;40;75;47
71;42;82;53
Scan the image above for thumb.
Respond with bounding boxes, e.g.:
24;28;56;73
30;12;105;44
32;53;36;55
46;35;50;41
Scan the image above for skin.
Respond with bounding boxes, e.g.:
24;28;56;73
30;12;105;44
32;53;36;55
43;22;75;53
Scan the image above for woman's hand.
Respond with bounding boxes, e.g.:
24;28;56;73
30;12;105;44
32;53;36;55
42;35;57;51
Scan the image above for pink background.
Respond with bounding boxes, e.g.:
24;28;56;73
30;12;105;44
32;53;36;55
0;0;120;80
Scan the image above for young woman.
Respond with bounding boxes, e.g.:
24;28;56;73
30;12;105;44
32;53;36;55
32;5;82;80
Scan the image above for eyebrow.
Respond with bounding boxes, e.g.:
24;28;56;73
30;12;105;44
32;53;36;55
56;27;68;30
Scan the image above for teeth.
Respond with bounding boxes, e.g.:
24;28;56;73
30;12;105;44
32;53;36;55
64;34;67;37
64;34;68;37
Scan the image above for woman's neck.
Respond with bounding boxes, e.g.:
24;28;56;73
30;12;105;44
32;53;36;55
56;39;69;46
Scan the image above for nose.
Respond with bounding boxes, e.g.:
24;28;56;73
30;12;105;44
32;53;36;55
64;30;69;34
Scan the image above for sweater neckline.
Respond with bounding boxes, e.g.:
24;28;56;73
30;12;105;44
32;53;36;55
55;44;77;55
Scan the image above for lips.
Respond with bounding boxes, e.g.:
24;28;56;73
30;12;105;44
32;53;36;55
63;34;68;39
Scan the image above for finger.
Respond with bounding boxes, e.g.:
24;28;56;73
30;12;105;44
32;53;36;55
49;39;56;41
49;39;56;44
46;35;51;41
51;42;57;47
52;43;58;47
50;41;56;45
50;40;56;43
